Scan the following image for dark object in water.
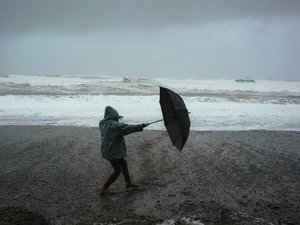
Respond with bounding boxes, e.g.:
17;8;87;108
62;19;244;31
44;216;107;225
235;79;255;83
123;77;131;83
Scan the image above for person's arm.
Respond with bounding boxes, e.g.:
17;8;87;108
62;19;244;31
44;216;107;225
115;122;147;136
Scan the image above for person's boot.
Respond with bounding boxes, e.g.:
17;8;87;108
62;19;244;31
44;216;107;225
126;182;139;189
99;187;111;195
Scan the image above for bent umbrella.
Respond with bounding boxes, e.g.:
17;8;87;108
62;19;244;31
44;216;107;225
150;87;190;150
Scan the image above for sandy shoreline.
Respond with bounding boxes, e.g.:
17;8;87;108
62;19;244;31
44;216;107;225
0;126;299;225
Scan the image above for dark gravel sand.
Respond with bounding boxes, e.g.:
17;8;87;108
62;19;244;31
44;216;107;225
0;126;299;225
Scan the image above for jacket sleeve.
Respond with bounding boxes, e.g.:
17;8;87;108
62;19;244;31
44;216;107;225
115;122;144;136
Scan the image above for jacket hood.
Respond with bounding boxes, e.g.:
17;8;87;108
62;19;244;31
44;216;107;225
103;106;120;121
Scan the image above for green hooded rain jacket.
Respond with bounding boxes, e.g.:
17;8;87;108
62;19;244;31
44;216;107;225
99;106;144;160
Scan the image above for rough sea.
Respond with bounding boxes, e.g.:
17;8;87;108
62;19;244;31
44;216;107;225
0;74;299;131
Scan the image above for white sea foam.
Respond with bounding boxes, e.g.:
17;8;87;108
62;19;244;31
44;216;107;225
0;74;299;131
1;74;299;96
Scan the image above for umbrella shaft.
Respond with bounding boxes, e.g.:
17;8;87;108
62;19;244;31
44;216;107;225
148;119;164;125
148;112;190;125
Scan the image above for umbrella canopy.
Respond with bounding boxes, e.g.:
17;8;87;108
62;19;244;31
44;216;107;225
159;86;190;150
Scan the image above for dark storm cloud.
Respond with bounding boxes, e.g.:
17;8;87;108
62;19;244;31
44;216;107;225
1;0;300;35
1;0;299;79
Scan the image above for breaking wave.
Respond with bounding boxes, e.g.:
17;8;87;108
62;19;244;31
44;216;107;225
1;74;300;130
0;74;299;105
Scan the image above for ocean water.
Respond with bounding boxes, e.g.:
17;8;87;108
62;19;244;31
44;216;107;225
0;74;299;131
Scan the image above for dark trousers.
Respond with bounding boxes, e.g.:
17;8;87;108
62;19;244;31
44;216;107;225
104;158;131;188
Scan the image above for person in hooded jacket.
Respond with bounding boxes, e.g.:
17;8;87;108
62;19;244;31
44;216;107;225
99;106;148;194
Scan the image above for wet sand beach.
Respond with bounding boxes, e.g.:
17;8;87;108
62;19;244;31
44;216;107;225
0;126;299;225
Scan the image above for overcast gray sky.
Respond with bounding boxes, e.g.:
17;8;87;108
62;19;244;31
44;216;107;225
1;0;300;80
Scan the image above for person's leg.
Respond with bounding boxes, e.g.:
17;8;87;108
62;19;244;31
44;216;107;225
120;158;139;189
103;159;122;189
119;158;131;183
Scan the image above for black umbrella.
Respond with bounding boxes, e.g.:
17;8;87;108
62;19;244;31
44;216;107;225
149;87;190;150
